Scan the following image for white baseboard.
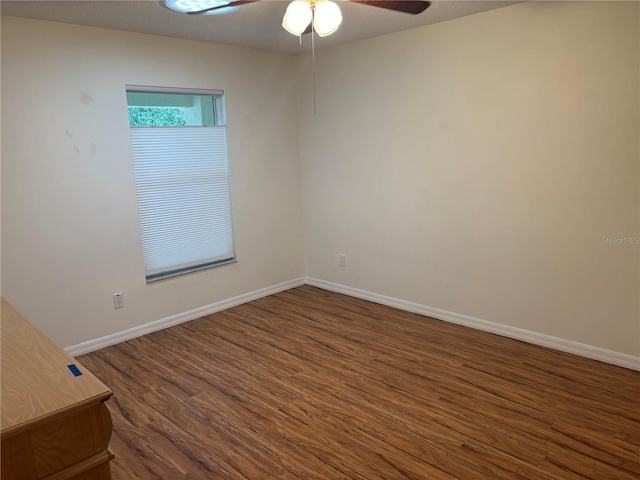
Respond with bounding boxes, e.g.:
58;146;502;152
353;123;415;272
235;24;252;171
67;275;639;372
66;277;306;357
305;277;640;372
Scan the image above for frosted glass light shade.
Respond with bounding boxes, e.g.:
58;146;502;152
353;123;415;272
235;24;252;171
282;0;313;36
165;0;239;15
314;0;342;37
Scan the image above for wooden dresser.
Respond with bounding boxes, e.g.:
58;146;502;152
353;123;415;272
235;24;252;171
1;298;114;480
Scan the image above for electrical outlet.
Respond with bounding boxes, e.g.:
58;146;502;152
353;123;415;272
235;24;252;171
113;292;124;309
339;254;346;267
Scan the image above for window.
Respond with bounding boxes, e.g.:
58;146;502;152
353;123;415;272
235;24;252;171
127;86;235;282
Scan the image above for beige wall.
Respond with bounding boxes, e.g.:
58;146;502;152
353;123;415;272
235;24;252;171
2;2;638;358
1;17;305;347
299;1;640;355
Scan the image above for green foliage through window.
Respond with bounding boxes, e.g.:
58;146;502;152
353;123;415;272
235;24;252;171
128;107;187;127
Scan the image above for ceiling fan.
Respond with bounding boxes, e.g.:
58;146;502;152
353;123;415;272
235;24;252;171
166;1;431;38
165;0;431;114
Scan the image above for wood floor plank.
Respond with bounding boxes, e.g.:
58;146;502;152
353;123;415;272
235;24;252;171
79;285;640;479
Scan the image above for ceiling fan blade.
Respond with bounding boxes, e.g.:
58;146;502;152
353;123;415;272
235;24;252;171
187;0;261;15
346;1;431;15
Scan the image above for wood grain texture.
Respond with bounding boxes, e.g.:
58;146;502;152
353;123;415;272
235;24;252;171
2;402;113;478
79;286;640;479
1;298;112;435
1;298;114;480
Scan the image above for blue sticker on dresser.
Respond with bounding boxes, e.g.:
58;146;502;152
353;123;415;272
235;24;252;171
67;364;83;377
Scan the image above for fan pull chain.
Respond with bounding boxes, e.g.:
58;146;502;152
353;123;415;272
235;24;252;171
311;10;317;116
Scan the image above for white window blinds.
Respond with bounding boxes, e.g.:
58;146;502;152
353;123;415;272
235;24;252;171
130;125;235;281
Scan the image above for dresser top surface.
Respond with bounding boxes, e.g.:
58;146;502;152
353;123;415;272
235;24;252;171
1;298;112;436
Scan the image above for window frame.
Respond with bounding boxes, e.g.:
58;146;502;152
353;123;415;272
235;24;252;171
126;84;236;282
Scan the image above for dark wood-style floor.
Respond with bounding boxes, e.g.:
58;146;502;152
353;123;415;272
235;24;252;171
79;286;640;479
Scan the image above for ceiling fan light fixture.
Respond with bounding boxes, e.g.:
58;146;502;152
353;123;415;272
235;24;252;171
165;0;239;15
313;0;342;37
282;0;313;36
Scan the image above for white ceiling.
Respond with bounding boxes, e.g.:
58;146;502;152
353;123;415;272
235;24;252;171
1;0;518;53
